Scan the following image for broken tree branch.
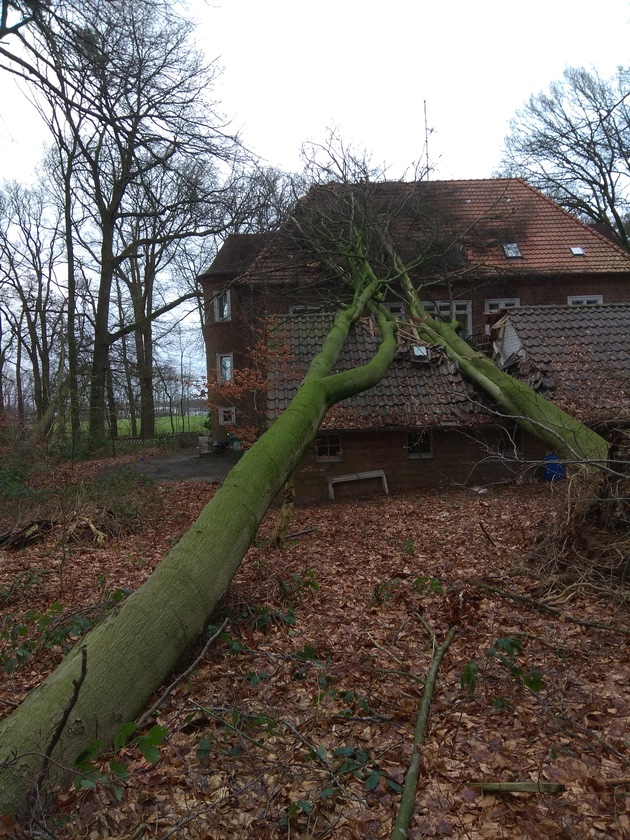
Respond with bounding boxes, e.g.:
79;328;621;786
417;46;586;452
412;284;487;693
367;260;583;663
25;647;88;815
390;624;457;840
476;583;630;636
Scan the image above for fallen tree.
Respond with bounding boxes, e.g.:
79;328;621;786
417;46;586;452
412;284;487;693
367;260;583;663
0;276;398;816
0;174;620;820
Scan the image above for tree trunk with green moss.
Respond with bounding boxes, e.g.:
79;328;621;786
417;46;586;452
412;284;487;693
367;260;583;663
0;289;397;816
398;274;610;467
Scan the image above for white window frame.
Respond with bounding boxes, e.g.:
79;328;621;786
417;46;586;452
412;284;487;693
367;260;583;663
218;406;236;426
567;295;603;306
216;352;233;384
383;301;406;318
422;300;472;334
213;289;231;323
484;298;520;333
315;433;342;461
407;430;433;459
485;298;520;313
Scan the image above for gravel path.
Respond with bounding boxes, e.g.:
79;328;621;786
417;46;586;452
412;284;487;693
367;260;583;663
130;448;241;483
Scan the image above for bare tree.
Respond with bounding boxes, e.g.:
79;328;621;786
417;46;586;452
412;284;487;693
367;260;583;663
498;66;630;249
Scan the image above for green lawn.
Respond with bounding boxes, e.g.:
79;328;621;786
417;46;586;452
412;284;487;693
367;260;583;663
112;415;208;436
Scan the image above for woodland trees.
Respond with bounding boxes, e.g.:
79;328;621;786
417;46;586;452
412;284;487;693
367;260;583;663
0;0;257;442
499;66;630;250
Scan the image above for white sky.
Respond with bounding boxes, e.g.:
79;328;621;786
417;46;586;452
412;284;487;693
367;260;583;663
1;0;630;182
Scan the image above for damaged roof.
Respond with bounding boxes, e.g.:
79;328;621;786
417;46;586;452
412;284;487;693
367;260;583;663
267;314;489;429
494;303;630;424
225;179;630;288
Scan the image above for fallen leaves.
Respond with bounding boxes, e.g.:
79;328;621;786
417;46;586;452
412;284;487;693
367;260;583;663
1;469;629;838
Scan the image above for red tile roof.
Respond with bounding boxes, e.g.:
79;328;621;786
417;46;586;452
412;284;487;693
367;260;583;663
236;179;630;287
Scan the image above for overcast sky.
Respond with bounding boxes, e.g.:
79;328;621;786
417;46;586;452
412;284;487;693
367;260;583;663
2;0;630;183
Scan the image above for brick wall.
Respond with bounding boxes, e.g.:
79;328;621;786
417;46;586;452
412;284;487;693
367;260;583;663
294;427;540;503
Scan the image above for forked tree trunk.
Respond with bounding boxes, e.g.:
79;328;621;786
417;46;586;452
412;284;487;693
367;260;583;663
0;291;397;816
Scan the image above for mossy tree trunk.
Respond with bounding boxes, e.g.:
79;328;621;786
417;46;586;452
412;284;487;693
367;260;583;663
0;279;397;816
398;271;610;467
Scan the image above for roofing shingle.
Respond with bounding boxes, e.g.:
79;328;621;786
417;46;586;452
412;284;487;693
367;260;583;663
236;179;630;288
267;314;488;429
496;304;630;423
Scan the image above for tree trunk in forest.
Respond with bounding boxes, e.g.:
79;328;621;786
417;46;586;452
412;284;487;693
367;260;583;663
0;293;397;816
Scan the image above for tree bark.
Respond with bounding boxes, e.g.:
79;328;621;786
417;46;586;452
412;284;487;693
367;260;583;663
0;294;397;816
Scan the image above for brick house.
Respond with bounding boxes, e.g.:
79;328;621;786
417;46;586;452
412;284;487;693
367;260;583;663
198;179;630;502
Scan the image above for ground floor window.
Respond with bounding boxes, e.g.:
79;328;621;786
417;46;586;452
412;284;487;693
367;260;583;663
407;430;433;459
316;433;342;461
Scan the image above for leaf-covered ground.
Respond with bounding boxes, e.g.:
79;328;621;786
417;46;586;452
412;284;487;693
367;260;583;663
1;459;629;839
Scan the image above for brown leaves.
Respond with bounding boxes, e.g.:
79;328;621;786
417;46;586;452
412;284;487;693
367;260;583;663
2;474;629;838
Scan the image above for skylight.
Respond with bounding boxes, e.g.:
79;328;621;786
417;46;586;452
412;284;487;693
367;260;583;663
570;246;586;256
502;242;523;258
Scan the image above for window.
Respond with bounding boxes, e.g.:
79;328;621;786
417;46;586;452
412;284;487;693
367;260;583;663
407;430;433;459
410;344;430;364
484;298;520;333
213;289;231;322
502;242;523;258
315;433;342;460
217;353;233;383
383;301;406;318
422;300;472;335
568;295;603;305
570;246;586;256
485;298;520;313
219;406;235;426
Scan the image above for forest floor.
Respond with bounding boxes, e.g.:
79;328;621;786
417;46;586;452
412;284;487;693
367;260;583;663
0;454;629;839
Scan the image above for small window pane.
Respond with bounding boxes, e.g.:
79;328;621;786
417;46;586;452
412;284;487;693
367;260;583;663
213;290;231;322
407;430;433;459
219;407;235;425
316;434;341;460
502;242;523;258
217;354;233;383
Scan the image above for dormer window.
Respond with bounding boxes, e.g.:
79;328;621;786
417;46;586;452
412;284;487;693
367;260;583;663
502;242;523;258
570;246;586;256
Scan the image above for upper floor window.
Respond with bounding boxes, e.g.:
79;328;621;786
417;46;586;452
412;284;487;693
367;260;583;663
422;300;472;335
485;298;520;313
213;289;231;322
485;298;520;333
567;295;603;305
383;301;406;318
217;353;233;383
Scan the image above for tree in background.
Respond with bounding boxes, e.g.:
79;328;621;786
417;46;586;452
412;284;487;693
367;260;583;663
499;66;630;250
